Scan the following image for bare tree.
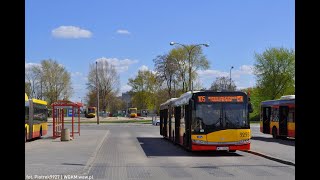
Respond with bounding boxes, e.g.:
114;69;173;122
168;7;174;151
25;60;72;105
210;76;237;91
25;63;42;99
153;54;178;98
87;60;120;112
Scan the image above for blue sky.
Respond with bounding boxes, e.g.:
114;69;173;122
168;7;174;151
25;0;295;103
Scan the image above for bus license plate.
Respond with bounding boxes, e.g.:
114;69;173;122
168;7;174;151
217;147;229;150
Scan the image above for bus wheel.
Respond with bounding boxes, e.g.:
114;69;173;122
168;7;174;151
272;127;278;139
40;127;42;137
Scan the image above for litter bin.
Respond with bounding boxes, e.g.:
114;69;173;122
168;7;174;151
61;128;70;141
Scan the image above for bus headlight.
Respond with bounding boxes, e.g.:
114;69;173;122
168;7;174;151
192;139;208;144
237;139;250;144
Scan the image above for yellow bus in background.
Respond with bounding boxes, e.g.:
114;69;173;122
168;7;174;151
129;108;138;118
85;106;96;118
25;93;48;142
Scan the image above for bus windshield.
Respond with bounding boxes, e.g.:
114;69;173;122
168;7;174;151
88;108;95;113
129;108;137;114
223;103;249;128
193;103;248;134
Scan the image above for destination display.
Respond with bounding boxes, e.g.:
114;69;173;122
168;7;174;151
197;95;243;103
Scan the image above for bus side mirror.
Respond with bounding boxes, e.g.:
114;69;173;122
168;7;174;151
248;103;253;113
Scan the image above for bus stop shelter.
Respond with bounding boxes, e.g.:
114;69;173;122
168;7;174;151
51;100;83;139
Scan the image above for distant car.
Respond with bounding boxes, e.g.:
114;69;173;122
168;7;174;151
152;118;160;126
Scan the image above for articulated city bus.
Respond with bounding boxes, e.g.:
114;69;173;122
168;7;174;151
25;93;48;142
260;95;295;139
160;91;253;152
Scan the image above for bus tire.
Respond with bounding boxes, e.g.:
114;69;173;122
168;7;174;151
40;126;43;137
272;127;278;139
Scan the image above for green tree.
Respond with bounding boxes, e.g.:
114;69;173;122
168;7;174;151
254;47;295;100
240;87;268;121
128;70;158;110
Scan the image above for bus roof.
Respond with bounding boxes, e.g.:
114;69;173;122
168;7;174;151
172;91;200;107
160;98;178;110
160;91;247;109
261;99;295;107
32;98;48;106
280;95;295;100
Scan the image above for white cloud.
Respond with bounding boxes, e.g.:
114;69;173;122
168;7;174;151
96;57;138;73
116;29;131;35
52;26;92;39
139;65;149;71
197;65;256;90
197;69;228;77
71;72;83;77
231;65;254;78
121;84;132;93
25;62;41;70
238;65;254;75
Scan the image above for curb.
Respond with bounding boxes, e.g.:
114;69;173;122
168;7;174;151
242;150;295;166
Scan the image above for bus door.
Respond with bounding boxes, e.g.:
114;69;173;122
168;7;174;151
279;106;289;136
174;107;181;144
184;104;192;150
168;108;172;139
163;109;168;138
262;107;271;134
160;110;163;135
170;107;175;141
28;99;34;140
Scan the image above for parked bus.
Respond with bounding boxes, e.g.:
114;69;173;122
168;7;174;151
129;107;138;118
260;95;295;139
85;106;96;118
160;91;253;152
25;93;48;142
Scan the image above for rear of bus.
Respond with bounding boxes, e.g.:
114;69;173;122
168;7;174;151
190;91;251;152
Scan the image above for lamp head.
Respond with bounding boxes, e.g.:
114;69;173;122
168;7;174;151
170;42;175;45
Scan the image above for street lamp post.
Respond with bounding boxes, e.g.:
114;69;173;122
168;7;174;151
229;66;234;91
170;42;209;92
96;61;100;124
